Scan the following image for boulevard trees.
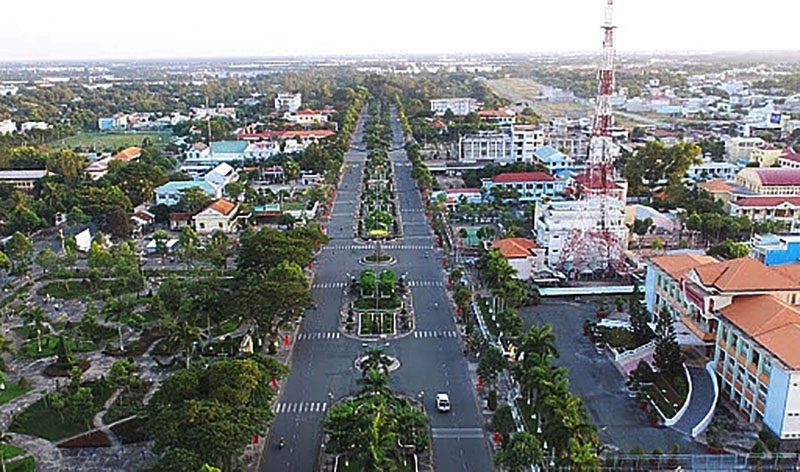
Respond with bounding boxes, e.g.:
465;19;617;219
143;355;288;472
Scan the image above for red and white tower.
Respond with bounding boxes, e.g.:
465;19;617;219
554;0;629;277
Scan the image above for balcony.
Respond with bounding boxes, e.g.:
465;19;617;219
680;315;716;343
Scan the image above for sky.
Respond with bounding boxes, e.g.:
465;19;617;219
0;0;798;62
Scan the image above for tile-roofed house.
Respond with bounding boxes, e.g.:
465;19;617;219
714;293;800;435
649;253;717;282
690;257;799;292
778;148;800;168
193;198;239;234
490;238;545;280
113;147;142;161
728;196;800;233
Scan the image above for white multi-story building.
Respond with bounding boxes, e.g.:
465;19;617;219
284;109;330;124
275;93;302;113
727;137;765;162
0;120;16;135
430;98;477;116
686;159;738;182
535;197;629;269
459;125;545;163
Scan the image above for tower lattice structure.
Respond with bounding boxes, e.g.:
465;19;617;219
557;0;627;277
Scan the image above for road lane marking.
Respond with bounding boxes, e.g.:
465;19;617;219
431;428;485;439
274;402;329;414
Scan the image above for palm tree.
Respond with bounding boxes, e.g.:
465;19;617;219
0;334;14;373
519;324;559;359
168;321;203;369
358;368;391;397
360;348;392;376
103;295;135;351
22;306;48;353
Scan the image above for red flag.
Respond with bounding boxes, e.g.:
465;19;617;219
493;432;501;443
271;378;278;388
252;435;259;444
456;306;461;314
322;224;326;232
477;377;483;388
284;334;290;346
309;261;313;270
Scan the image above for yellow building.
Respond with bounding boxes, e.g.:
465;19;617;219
736;168;800;195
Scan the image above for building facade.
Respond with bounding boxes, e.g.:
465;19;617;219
735;168;800;195
729;197;800;233
275;93;302;113
430;98;478;116
459;125;545;164
481;172;563;202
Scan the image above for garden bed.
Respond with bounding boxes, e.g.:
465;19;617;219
595;326;643;351
354;296;401;311
109;416;149;444
104;383;150;424
36;279;137;300
6;456;35;472
645;371;687;419
18;335;97;359
10;381;114;441
364;254;392;263
57;429;112;448
359;313;395;336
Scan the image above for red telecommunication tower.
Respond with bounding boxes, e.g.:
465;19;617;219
557;0;628;277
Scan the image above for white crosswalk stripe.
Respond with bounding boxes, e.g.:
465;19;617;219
296;332;341;341
413;330;459;339
311;282;348;289
274;402;329;414
324;244;435;251
407;280;444;287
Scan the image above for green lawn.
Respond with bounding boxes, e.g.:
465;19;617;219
211;319;240;337
18;335;97;359
6;456;35;472
0;382;31;407
37;279;138;300
10;383;114;441
54;131;170;151
1;444;25;460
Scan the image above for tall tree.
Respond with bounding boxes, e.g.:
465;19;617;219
653;308;683;375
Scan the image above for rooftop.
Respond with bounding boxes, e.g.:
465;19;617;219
571;172;622;190
752;168;800;186
731;196;800;208
157;180;217;194
720;295;800;369
491;172;555;183
692;257;799;292
206;199;237;216
211;141;248;154
113;146;141;161
0;170;50;180
650;253;717;282
492;238;539;259
533;145;570;163
701;179;735;193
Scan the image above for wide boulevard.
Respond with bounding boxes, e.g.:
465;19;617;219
260;107;493;472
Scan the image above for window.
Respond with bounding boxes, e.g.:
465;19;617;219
199;223;205;229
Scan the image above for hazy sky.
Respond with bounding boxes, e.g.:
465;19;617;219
0;0;798;61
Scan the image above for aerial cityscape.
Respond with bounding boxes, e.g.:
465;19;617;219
0;1;799;471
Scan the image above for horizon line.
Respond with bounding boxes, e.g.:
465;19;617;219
1;49;800;65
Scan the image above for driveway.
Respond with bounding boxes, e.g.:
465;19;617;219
520;299;705;454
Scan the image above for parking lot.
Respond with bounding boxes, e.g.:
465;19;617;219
520;299;705;454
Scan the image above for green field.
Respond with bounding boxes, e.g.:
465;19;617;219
53;132;171;151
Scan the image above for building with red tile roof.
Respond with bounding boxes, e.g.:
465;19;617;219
491;238;545;280
736;167;800;195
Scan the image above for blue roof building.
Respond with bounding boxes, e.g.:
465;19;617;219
750;234;800;266
533;145;575;173
155;179;221;207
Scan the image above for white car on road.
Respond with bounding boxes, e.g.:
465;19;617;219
436;393;451;412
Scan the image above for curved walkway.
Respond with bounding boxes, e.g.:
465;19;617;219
672;366;717;436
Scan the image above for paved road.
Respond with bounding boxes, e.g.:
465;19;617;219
520;300;705;455
260;108;493;471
